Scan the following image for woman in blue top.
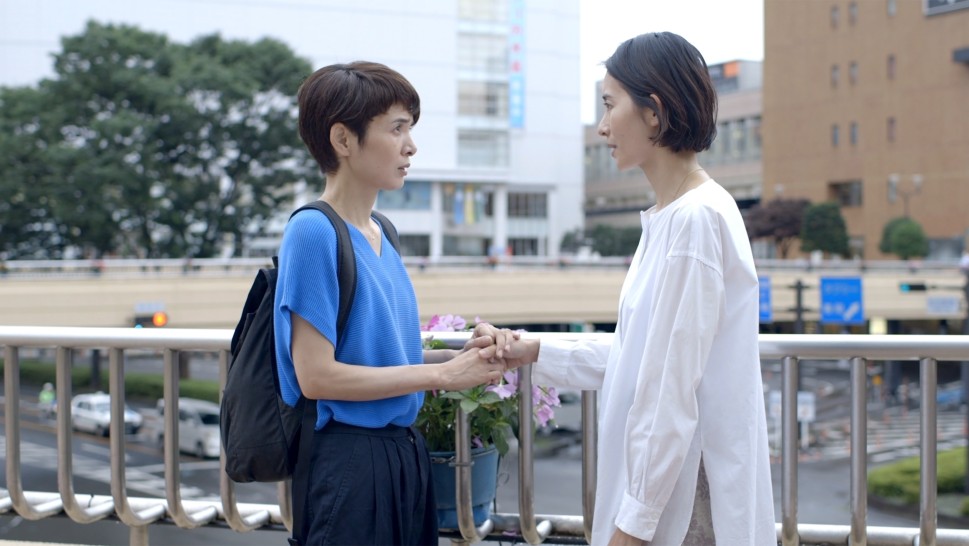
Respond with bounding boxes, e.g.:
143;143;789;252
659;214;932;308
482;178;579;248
275;61;509;546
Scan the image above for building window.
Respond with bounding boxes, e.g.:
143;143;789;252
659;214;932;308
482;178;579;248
831;64;840;87
457;34;508;74
831;5;840;28
887;54;896;80
398;234;430;257
848;1;858;25
508;237;539;256
508;192;547;218
829;180;863;207
719;122;731;156
849;61;858;84
443;235;487;256
887;116;896;142
458;81;509;118
458;0;508;22
730;120;746;158
749;116;762;155
850;122;858;145
458;130;509;167
832;124;840;147
887;0;896;16
376;180;431;210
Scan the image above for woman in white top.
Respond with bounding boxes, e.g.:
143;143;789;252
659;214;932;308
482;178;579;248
486;32;776;545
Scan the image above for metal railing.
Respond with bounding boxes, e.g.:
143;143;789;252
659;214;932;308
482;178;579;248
0;256;964;279
2;326;969;545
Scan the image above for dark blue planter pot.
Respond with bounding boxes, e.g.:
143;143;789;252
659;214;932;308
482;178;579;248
429;446;499;529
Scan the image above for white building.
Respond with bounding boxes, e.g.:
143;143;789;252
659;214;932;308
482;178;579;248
0;0;583;260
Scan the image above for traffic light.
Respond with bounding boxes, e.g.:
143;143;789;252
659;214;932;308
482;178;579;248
899;282;927;292
133;311;169;328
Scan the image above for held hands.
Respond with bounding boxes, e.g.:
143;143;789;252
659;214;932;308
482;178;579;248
439;344;504;391
468;323;538;372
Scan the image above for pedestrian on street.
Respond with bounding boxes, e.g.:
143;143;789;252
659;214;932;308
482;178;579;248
479;32;776;545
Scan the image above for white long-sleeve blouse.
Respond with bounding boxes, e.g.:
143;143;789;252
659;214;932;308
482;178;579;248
533;180;776;545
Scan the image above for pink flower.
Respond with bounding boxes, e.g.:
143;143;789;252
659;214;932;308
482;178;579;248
426;314;467;332
535;404;555;428
486;381;517;399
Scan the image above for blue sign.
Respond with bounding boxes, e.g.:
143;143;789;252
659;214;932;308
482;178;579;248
820;277;865;325
508;0;525;128
758;276;772;323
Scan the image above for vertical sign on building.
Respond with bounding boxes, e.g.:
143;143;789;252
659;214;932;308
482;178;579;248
508;0;525;128
759;276;772;323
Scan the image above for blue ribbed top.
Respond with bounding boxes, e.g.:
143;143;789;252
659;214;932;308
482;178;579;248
273;209;424;430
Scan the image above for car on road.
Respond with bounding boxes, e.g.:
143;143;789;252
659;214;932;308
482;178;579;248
152;398;221;459
70;392;143;436
937;382;966;411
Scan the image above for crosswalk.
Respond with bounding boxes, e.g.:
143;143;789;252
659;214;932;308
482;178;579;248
812;410;967;464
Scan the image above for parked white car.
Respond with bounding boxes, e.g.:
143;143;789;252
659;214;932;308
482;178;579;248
153;398;221;459
70;392;143;436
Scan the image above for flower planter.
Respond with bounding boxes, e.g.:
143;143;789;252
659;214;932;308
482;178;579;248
429;445;499;529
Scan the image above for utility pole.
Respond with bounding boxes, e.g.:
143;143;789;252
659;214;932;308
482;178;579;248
962;270;969;493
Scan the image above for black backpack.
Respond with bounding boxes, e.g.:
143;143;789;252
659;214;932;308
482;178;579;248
220;200;400;483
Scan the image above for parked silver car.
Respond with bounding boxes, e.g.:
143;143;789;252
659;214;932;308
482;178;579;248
153;398;221;459
70;392;143;436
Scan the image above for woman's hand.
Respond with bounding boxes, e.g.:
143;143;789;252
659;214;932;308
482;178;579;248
606;528;645;546
466;322;520;359
437;344;505;391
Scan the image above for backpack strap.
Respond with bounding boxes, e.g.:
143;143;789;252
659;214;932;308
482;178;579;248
370;209;401;255
289;201;357;338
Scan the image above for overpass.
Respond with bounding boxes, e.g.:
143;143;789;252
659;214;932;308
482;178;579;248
0;258;965;329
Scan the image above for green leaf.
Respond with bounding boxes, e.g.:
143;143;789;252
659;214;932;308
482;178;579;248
459;399;479;414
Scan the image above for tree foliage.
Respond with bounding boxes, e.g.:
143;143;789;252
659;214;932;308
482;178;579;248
879;217;911;255
744;198;810;258
887;218;929;260
0;21;315;258
800;202;850;257
586;224;641;256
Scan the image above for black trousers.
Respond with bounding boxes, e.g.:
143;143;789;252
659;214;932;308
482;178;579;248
291;422;438;546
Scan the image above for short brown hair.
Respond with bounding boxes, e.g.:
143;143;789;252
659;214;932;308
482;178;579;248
604;32;718;153
297;61;421;174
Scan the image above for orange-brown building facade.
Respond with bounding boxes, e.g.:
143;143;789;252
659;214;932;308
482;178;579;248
762;0;969;259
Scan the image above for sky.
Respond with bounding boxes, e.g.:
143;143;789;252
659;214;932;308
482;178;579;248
578;0;764;123
0;0;764;125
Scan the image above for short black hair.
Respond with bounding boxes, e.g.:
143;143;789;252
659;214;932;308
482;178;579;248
297;61;421;175
604;32;718;153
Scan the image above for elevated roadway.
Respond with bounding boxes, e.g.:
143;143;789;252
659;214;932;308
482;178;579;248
0;266;964;329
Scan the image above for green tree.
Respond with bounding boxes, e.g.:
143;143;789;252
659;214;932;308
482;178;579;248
879;217;911;255
744;198;810;258
888;219;929;260
800;201;850;257
0;21;315;259
587;224;640;256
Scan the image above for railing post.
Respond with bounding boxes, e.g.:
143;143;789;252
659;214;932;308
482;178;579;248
56;347;114;523
108;347;166;529
849;356;868;546
455;405;493;542
163;349;217;528
517;364;551;544
581;390;597;544
5;345;63;520
781;355;800;546
920;357;938;546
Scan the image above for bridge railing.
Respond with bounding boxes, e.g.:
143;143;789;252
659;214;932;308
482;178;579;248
0;256;964;279
2;326;969;545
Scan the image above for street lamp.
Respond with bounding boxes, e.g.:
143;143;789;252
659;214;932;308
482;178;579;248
887;173;922;218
